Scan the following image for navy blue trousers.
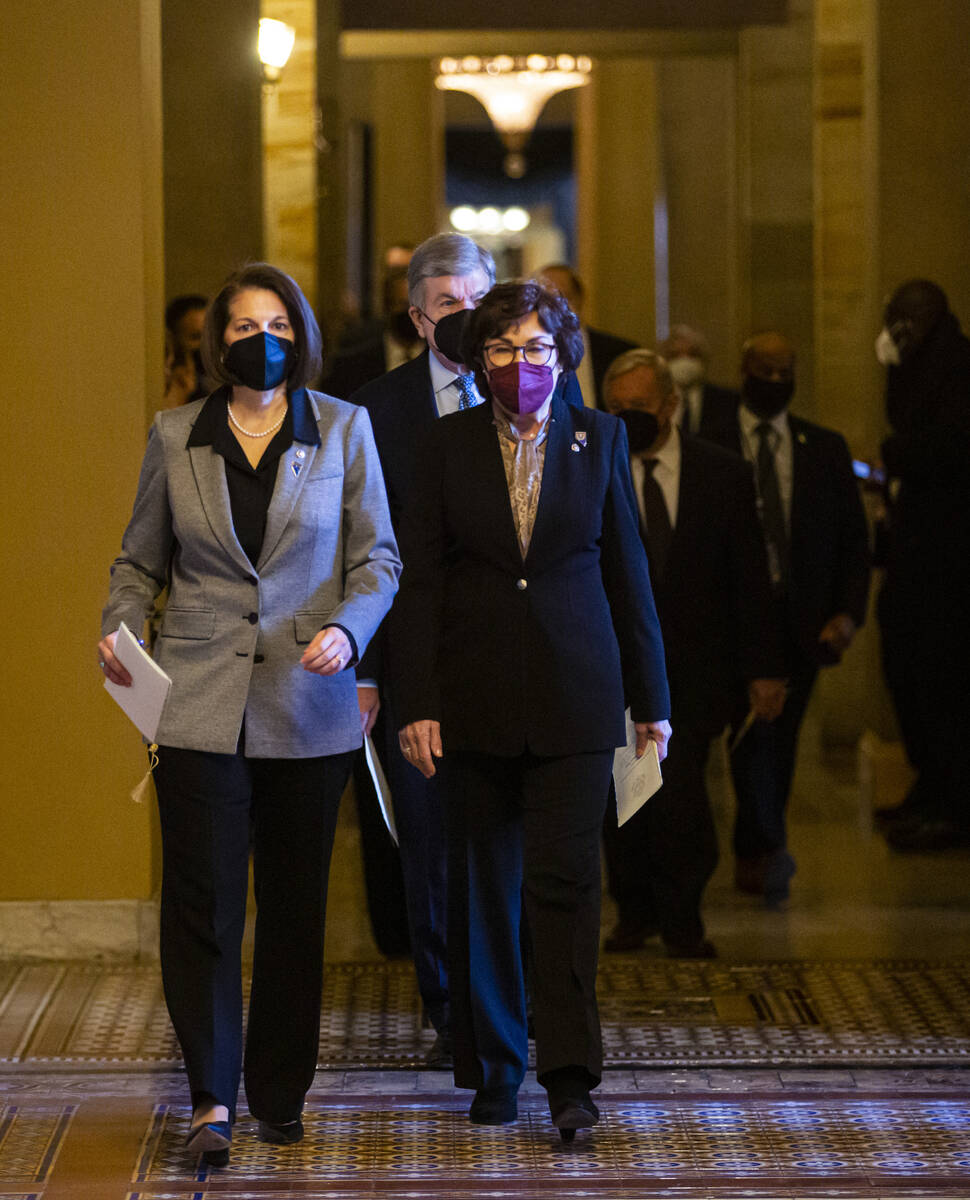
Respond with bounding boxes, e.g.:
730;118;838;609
442;748;613;1093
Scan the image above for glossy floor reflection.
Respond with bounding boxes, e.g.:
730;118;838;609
1;720;968;1197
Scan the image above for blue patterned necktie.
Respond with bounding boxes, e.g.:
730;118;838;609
454;373;478;410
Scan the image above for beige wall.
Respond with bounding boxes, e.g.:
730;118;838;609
0;1;165;900
262;0;318;309
658;54;739;383
162;0;264;299
576;58;660;345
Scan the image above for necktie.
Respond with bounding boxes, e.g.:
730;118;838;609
454;373;477;410
756;421;789;589
641;458;672;584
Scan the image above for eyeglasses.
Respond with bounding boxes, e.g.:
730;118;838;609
483;340;557;368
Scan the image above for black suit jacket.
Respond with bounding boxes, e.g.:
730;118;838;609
651;434;784;734
321;333;389;400
587;326;639;409
702;413;871;666
388;388;671;757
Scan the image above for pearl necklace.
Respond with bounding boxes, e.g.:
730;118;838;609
227;401;286;438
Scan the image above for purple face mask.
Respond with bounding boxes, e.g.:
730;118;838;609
487;361;555;414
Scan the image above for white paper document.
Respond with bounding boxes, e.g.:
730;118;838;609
613;709;663;826
103;621;172;743
364;733;398;845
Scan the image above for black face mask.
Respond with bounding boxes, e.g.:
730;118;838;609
224;331;294;391
616;408;660;455
433;308;473;366
742;375;794;419
388;308;420;345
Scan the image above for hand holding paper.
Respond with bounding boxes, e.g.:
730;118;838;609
103;621;172;742
613;709;663;827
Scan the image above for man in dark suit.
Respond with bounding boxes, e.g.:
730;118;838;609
539;264;637;408
350;233;496;1067
600;349;786;956
702;331;871;904
874;280;970;851
659;324;740;436
320;267;424;399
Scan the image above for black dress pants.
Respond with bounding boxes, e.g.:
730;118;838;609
153;743;353;1122
603;722;719;948
731;661;817;859
441;748;613;1093
381;695;449;1034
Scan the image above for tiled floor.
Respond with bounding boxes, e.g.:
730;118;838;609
1;726;968;1197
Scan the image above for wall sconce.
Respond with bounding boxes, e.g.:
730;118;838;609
436;55;592;178
258;18;296;88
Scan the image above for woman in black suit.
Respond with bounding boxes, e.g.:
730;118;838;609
390;281;671;1139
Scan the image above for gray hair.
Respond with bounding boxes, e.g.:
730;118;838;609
603;347;676;400
407;233;496;308
659;323;710;362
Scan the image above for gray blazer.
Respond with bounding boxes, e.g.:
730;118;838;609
102;390;401;756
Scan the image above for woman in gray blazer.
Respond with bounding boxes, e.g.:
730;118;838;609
98;264;400;1167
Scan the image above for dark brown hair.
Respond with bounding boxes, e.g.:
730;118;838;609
461;280;585;391
200;262;323;390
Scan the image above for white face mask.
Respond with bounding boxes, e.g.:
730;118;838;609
667;355;705;388
875;327;901;367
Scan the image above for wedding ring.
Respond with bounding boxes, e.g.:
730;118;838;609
98;660;105;668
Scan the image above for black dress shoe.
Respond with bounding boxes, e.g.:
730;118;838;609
604;918;658;952
469;1085;518;1125
664;937;717;959
424;1031;453;1070
762;849;796;906
257;1118;304;1145
185;1120;232;1165
544;1068;600;1143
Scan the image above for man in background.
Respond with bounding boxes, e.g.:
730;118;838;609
351;233;496;1067
703;332;870;905
538;263;637;408
602;349;785;956
659;323;739;436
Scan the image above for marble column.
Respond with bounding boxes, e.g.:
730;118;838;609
576;57;661;345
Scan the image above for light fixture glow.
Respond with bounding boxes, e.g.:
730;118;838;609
435;53;591;177
502;206;530;232
450;206;479;233
258;18;295;85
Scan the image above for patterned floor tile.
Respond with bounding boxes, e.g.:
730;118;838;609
119;1095;970;1190
0;1102;76;1185
3;959;970;1070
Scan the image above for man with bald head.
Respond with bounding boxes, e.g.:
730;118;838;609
703;332;870;905
659;324;739;436
601;349;785;955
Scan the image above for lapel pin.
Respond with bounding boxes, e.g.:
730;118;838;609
571;443;581;452
575;431;587;444
291;460;303;478
797;432;807;445
295;448;306;458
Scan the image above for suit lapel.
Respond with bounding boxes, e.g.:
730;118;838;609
188;444;254;576
470;402;522;563
257;440;316;571
526;391;585;565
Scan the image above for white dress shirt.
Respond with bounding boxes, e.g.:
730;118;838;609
631;426;681;530
429;351;484;416
737;403;793;528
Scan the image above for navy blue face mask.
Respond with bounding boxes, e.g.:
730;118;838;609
224;331;295;391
